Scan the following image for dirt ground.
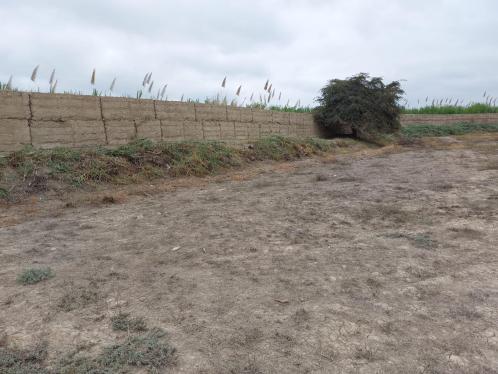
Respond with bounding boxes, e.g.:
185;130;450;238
1;135;497;373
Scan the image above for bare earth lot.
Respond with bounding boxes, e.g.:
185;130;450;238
1;136;497;373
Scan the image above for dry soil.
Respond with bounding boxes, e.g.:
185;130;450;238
1;135;497;373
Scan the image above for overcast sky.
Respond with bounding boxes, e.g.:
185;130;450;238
1;0;496;107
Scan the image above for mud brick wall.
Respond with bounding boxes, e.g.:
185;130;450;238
0;92;322;152
3;91;498;153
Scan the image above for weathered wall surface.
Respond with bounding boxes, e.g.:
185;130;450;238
0;92;320;152
2;92;498;153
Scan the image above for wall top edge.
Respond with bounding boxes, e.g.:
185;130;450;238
0;91;312;115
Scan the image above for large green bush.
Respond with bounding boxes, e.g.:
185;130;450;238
314;73;404;140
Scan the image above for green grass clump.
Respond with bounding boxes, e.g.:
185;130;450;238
57;328;176;374
250;135;332;161
1;329;176;374
0;187;8;199
400;123;498;138
162;141;241;177
111;312;148;332
17;268;54;285
0;343;49;374
403;103;498;115
268;105;312;113
105;138;155;161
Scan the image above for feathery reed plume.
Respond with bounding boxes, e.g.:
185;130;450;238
160;84;168;99
483;91;487;98
51;80;58;94
425;96;428;102
91;69;96;85
6;75;12;89
236;85;241;96
268;83;272;93
181;94;184;102
285;99;290;107
264;80;269;90
109;78;117;92
148;81;154;93
259;93;263;103
142;73;148;87
278;92;282;101
250;93;254;101
147;73;152;85
221;76;226;88
31;65;39;82
49;69;56;85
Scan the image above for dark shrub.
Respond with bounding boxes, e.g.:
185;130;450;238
314;73;404;141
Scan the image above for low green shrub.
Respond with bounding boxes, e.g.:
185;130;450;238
57;328;176;374
17;268;54;285
111;312;147;332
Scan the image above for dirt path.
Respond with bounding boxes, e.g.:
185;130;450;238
1;138;497;373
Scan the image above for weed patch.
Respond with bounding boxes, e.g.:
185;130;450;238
111;312;147;332
17;268;54;285
0;343;49;374
58;328;176;373
57;286;100;312
1;328;176;374
0;136;339;202
249;136;332;161
0;186;8;200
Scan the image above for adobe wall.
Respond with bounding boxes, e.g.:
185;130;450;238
0;92;320;152
2;92;498;153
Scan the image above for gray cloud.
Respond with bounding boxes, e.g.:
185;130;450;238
1;0;497;106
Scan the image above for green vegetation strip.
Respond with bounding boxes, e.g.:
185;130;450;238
403;103;498;114
0;136;335;201
400;123;498;138
0;328;176;374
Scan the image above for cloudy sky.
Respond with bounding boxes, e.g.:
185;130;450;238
0;0;496;107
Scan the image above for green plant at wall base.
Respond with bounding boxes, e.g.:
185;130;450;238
314;73;404;139
250;135;332;161
0;137;344;202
